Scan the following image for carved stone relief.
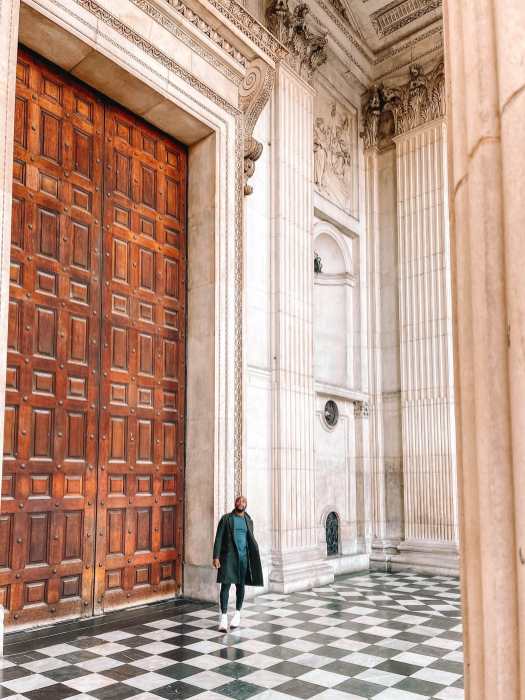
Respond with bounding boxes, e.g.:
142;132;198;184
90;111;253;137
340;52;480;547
314;92;357;215
361;58;445;148
266;0;328;83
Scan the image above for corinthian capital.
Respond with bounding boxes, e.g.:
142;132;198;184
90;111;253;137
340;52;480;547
266;0;328;83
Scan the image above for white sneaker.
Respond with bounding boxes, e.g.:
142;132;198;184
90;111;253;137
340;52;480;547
218;613;228;632
230;610;241;628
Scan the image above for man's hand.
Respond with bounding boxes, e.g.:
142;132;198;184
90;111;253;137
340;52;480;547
213;558;221;569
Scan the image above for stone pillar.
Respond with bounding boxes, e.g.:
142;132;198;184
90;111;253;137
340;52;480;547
394;119;459;572
364;139;404;566
354;401;371;547
0;0;20;653
269;62;332;592
364;148;387;545
444;1;525;696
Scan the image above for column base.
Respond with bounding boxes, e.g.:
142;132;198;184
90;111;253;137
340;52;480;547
371;540;459;576
183;563;220;603
326;553;369;576
269;547;334;594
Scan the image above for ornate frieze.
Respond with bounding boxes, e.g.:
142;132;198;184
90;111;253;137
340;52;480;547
205;0;288;64
239;58;275;194
164;0;249;67
266;0;328;83
371;0;441;39
361;59;445;147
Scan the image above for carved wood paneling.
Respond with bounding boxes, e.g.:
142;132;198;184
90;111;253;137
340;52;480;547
2;48;186;628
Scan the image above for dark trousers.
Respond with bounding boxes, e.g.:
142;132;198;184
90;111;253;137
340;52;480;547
220;556;247;614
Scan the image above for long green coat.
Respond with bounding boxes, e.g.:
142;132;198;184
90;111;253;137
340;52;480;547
213;511;264;586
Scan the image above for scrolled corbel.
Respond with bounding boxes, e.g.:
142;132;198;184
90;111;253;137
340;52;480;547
239;58;276;196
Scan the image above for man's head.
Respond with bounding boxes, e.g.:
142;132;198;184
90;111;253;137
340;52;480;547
234;495;247;512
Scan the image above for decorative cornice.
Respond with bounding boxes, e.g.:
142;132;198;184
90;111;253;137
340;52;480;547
204;0;289;63
361;58;445;147
371;0;441;39
266;0;328;83
239;58;275;194
162;0;249;69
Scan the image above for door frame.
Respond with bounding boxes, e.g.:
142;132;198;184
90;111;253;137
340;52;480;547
0;0;245;630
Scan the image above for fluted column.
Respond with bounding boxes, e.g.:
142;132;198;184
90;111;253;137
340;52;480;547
269;62;332;592
364;149;387;544
395;119;459;567
444;1;525;696
0;0;20;654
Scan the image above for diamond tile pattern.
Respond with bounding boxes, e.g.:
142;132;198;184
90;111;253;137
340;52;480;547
0;572;464;699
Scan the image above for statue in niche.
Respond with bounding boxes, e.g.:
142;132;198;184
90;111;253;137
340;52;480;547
313;102;353;210
314;251;323;273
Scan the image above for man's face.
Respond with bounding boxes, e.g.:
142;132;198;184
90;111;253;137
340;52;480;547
235;497;247;512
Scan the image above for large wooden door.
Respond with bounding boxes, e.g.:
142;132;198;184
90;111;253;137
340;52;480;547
1;48;186;629
94;104;186;613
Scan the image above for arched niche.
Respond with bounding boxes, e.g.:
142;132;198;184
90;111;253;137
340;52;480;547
313;223;354;388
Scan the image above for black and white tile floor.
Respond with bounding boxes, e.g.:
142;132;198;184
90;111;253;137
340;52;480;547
0;572;464;700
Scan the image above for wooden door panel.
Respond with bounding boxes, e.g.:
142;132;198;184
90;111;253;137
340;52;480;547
95;104;186;613
1;48;103;628
3;48;186;628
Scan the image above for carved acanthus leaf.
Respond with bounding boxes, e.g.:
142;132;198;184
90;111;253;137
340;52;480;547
266;0;328;83
361;58;445;147
239;58;276;195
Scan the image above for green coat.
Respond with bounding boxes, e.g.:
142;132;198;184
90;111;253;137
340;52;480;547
213;511;264;586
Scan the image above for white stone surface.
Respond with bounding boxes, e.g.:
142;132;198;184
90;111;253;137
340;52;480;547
395;120;458;551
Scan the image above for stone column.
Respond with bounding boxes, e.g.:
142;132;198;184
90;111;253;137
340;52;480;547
364;148;387;545
363;131;404;566
0;0;20;653
269;62;332;592
394;118;459;572
444;1;525;696
354;401;371;547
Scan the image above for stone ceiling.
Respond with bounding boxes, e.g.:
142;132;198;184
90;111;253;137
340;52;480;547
325;0;442;53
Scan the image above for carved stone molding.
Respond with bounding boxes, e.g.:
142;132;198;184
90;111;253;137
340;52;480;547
361;84;383;149
239;58;275;195
384;60;445;135
205;0;288;64
164;0;249;68
361;58;445;147
266;0;328;83
371;0;441;39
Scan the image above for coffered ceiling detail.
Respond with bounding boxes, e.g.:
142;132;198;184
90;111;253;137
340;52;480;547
370;0;441;38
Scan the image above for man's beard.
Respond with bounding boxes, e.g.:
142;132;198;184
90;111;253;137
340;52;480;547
235;504;246;512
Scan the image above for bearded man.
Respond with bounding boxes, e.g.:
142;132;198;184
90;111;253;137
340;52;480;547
212;496;263;631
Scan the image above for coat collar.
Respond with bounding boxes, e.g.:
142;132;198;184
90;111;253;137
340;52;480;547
228;510;252;531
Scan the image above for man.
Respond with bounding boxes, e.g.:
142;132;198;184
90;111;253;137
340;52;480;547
212;495;263;631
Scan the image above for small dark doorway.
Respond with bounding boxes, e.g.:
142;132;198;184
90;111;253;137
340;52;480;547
326;512;339;556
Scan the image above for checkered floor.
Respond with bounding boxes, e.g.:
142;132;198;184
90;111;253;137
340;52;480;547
0;572;464;699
